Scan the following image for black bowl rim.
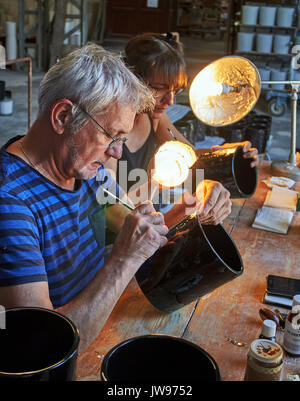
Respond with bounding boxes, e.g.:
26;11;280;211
0;307;80;377
232;145;258;198
101;333;221;381
197;215;244;276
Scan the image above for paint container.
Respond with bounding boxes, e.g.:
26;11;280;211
256;33;273;53
259;6;277;26
237;32;255;51
276;7;294;28
270;70;287;90
273;34;291;54
0;91;13;116
258;68;271;88
242;5;260;25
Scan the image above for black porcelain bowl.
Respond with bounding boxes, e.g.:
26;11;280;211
191;145;257;198
0;307;80;381
101;334;221;381
136;215;243;313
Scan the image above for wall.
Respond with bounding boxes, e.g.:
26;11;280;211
0;0;100;37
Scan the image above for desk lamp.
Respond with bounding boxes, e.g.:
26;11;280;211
189;56;300;181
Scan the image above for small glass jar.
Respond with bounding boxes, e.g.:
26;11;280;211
259;319;277;342
244;339;283;381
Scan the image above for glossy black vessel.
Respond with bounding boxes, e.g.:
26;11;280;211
0;307;80;381
136;215;243;313
101;334;221;381
191;145;257;198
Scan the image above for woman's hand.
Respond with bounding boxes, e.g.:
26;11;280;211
182;180;231;225
211;141;258;167
195;180;232;225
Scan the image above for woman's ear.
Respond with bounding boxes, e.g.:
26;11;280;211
50;99;73;134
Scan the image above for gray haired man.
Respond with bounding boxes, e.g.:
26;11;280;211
0;44;230;352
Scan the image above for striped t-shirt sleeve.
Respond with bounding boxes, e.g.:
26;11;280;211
0;191;47;285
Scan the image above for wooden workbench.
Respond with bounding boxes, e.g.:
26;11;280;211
77;161;300;381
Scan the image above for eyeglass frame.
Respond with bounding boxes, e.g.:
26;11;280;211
147;83;184;99
76;104;127;149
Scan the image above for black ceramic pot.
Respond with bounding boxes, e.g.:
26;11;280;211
101;334;221;381
245;127;267;154
0;81;5;101
136;215;243;313
253;115;272;126
220;127;246;143
191;145;257;198
0;307;80;381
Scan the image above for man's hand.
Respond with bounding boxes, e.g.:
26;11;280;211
195;180;231;225
211;141;258;168
112;201;168;266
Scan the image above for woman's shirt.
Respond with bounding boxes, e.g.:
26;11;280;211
117;116;156;193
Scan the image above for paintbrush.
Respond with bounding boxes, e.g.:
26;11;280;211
167;128;177;140
102;187;134;210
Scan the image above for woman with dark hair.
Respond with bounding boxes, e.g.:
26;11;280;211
105;32;255;226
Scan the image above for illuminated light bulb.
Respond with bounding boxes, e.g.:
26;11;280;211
189;56;261;127
190;66;224;98
152;141;197;187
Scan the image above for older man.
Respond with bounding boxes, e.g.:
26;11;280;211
0;44;231;352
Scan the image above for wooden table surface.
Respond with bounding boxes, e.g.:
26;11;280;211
77;161;300;381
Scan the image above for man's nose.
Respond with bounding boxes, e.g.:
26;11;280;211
105;141;123;159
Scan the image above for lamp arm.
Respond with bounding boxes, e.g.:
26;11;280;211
289;85;298;166
261;81;299;167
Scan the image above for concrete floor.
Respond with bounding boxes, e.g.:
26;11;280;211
0;37;299;163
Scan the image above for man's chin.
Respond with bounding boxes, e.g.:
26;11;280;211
78;165;100;181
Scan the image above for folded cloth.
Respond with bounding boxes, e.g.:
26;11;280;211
195;136;225;149
263;176;295;189
166;104;191;123
264;185;298;212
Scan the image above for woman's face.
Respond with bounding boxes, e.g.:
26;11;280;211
147;74;184;120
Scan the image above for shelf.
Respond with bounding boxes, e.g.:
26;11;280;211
238;24;299;30
243;2;299;7
235;50;294;57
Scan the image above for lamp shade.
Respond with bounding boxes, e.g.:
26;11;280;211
189;56;261;127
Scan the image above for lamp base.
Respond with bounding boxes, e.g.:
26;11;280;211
271;160;300;181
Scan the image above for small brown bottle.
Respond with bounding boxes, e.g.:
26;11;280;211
283;294;300;356
259;319;276;342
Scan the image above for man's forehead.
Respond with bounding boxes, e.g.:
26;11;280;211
99;104;136;132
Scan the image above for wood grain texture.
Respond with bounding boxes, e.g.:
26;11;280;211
77;161;300;381
77;278;196;380
183;162;300;380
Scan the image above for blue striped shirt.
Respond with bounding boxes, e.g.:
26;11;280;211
0;136;116;308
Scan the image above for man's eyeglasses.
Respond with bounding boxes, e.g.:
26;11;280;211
77;105;127;149
148;84;184;99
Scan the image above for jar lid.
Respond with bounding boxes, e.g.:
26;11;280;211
292;295;300;307
249;339;283;364
262;319;277;338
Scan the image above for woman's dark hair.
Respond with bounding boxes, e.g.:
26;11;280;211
124;32;188;90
